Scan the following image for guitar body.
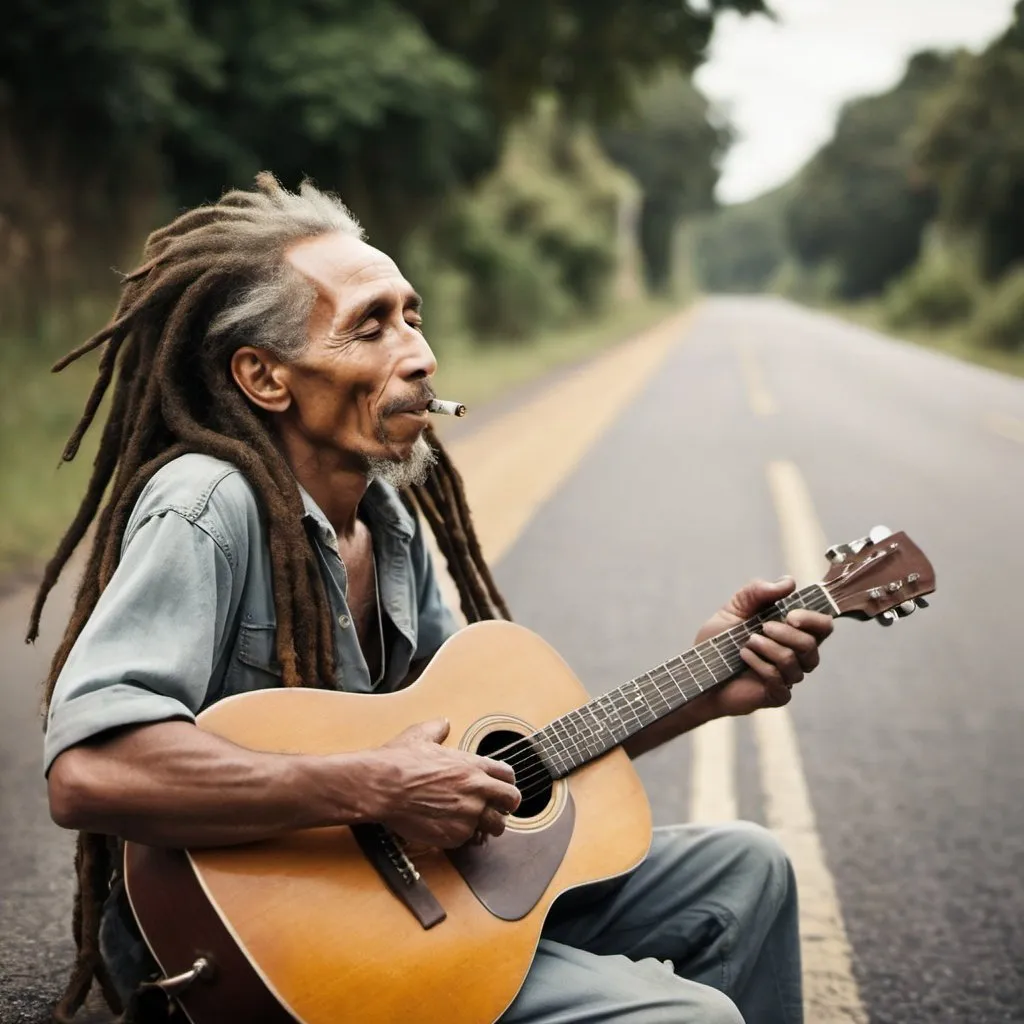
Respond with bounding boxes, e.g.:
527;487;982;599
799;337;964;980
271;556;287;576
125;621;653;1024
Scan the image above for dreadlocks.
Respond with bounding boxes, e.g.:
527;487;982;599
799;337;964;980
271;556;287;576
29;173;510;1023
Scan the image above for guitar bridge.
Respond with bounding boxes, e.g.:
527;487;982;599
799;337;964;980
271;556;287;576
351;823;447;930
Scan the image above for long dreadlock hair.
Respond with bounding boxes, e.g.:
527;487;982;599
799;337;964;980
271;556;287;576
28;173;510;1023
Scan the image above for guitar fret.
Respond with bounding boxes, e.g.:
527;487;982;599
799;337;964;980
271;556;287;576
531;584;838;778
703;636;734;678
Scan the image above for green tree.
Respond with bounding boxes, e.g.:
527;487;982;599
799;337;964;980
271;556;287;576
784;51;956;299
0;0;766;332
693;182;793;293
599;72;729;292
915;2;1024;280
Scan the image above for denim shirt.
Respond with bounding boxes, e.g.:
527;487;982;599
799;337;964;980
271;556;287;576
44;452;459;772
43;453;459;999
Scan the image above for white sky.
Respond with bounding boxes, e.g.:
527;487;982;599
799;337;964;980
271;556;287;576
695;0;1017;204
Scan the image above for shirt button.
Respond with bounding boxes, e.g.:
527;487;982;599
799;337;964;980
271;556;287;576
338;614;351;629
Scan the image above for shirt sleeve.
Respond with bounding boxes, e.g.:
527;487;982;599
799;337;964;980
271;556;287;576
410;514;460;662
43;509;235;774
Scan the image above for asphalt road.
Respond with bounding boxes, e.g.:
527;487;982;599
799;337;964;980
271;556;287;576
2;297;1022;1023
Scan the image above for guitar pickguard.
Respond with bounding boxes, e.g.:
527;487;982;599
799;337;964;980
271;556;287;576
446;794;576;921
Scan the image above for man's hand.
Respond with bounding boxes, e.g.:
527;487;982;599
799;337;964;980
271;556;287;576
697;576;834;717
361;719;521;849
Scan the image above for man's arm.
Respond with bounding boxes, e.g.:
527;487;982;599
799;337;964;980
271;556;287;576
624;576;833;758
47;718;519;850
45;485;517;851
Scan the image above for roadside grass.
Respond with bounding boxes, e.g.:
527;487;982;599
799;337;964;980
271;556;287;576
1;320;108;582
1;296;680;579
828;300;1024;380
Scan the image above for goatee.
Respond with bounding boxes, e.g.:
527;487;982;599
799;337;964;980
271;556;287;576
365;434;437;489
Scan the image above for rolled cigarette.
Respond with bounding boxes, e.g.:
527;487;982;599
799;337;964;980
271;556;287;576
427;399;467;417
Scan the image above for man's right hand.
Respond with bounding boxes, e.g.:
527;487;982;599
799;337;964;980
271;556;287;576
361;719;521;849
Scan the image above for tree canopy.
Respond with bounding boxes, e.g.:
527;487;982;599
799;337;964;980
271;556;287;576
2;0;764;248
783;50;956;299
600;71;730;291
915;1;1024;279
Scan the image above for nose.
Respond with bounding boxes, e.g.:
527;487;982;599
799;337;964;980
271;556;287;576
401;325;438;382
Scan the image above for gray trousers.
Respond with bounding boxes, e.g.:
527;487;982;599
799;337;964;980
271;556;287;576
500;822;802;1024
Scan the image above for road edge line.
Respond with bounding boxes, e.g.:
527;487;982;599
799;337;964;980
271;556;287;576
761;459;869;1024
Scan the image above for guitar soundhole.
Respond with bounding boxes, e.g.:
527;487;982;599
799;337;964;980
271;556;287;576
475;729;553;819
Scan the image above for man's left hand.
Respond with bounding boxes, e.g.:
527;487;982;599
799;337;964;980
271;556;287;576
696;576;834;717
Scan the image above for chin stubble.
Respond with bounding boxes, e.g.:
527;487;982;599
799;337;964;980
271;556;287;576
365;434;437;489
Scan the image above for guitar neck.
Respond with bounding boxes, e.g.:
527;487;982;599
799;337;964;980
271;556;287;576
530;583;837;779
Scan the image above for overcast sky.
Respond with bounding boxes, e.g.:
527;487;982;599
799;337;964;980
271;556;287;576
694;0;1017;204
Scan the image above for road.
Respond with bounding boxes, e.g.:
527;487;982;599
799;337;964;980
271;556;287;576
2;297;1022;1023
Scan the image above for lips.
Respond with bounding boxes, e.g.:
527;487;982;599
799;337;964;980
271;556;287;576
389;399;432;416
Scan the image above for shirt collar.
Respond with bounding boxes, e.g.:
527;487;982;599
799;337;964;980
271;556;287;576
297;479;416;549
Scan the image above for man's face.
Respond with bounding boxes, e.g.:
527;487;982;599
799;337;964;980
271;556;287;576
279;231;438;479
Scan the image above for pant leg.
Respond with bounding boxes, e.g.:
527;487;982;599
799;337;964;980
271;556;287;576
503;821;802;1024
499;939;744;1024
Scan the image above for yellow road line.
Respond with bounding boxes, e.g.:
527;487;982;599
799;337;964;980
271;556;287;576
689;715;737;822
764;460;869;1024
986;413;1024;445
738;342;777;417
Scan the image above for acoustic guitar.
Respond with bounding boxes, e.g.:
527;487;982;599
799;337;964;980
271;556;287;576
124;525;934;1024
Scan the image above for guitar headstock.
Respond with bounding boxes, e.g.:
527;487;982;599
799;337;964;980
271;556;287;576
822;526;935;625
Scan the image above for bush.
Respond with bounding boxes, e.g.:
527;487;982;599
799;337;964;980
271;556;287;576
969;267;1024;351
416;100;629;343
769;259;842;304
883;250;978;329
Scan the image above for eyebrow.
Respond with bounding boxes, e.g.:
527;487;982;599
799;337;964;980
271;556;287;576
347;289;423;326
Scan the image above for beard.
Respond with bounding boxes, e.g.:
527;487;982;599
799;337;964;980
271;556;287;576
364;433;437;489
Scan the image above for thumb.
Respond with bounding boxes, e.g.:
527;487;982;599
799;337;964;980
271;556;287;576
402;717;451;745
734;575;796;616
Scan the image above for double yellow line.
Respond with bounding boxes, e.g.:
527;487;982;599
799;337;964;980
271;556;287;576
436;315;867;1024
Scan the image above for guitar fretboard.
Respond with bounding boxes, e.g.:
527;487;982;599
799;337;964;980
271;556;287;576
529;584;835;778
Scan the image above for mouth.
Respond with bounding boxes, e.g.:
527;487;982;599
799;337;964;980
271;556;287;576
388;398;432;418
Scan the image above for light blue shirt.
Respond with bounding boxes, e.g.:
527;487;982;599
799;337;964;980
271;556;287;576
44;452;459;773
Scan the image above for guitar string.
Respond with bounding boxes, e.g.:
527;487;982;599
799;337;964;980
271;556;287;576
465;575;919;800
497;579;924;798
499;583;835;768
479;565;915;779
404;573;923;848
482;584;833;771
487;583;842;789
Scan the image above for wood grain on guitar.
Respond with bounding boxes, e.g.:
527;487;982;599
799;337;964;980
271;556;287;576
124;526;934;1024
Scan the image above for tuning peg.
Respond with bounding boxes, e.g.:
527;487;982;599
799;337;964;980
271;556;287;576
915;597;929;609
898;600;917;616
877;610;898;626
869;525;893;543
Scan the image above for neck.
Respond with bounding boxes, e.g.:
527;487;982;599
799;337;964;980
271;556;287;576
277;434;369;540
528;583;838;779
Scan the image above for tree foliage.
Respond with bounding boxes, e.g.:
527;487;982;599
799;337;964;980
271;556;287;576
692;183;792;293
600;72;729;291
0;0;760;337
915;2;1024;280
783;51;956;300
1;0;762;235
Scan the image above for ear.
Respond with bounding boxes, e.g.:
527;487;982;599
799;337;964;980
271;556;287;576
230;346;292;414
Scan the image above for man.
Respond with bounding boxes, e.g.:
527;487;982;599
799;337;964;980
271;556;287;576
38;174;832;1024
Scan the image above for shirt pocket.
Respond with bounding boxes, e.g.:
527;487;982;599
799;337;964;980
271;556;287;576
224;621;282;693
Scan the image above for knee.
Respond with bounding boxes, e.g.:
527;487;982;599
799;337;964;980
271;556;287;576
728;821;795;917
689;985;745;1024
625;960;744;1024
731;821;791;884
699;821;795;920
655;984;744;1024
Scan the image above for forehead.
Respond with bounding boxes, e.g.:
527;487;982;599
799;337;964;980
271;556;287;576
285;231;410;313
